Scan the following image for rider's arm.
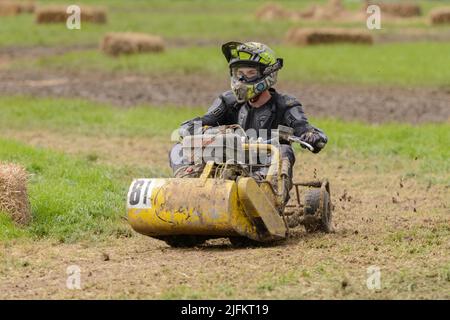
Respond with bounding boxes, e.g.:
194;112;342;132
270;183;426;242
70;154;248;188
282;97;314;137
282;96;328;152
179;91;236;137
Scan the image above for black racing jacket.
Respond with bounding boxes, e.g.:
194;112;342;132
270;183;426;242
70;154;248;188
179;88;326;143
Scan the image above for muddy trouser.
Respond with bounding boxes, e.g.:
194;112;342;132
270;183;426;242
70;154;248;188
277;144;296;203
169;143;189;173
169;143;295;200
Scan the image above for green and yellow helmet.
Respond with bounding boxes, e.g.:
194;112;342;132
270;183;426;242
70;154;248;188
221;41;283;103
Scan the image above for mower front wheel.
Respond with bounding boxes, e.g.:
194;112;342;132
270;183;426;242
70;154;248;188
157;235;207;248
229;237;265;248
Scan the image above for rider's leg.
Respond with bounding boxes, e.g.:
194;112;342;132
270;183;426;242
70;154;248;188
280;144;296;203
169;143;185;173
169;143;204;177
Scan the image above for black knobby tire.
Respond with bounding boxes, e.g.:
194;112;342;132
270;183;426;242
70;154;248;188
303;188;332;233
158;235;207;248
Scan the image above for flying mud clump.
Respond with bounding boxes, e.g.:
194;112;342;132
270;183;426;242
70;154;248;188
35;5;107;24
100;32;165;56
0;0;35;16
429;7;450;25
285;28;373;46
0;163;31;225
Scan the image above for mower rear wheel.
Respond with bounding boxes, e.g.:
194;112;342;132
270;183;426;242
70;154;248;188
303;188;332;233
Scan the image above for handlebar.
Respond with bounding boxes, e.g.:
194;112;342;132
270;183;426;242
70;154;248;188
288;136;315;152
200;125;317;152
257;136;315;152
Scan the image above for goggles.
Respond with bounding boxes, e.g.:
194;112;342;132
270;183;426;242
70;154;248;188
231;66;262;83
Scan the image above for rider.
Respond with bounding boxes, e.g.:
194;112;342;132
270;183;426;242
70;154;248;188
169;41;328;201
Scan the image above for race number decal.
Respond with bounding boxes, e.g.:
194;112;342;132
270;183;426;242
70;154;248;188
127;179;164;209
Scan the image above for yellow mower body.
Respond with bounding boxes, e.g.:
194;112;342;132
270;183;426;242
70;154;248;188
127;128;333;245
127;143;288;242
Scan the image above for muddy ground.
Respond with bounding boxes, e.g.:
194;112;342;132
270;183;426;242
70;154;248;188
0;91;448;300
1;42;449;124
0;42;448;299
0;150;448;299
1;69;449;124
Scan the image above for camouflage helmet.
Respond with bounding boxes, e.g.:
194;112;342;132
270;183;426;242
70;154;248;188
222;41;283;102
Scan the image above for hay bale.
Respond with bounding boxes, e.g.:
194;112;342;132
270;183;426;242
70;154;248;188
100;32;165;56
0;163;31;225
17;1;35;13
429;7;450;25
256;0;354;22
0;1;36;15
0;1;21;16
35;5;107;24
286;28;373;46
364;1;421;18
255;2;292;21
298;0;359;21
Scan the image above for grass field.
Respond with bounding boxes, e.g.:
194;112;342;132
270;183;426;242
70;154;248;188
10;42;450;87
1;0;449;300
0;96;448;299
0;97;448;245
0;0;448;47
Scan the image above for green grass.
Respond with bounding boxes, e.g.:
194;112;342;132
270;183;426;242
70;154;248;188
280;42;450;86
0;212;29;240
0;136;165;243
3;0;449;87
16;42;450;87
0;0;316;47
0;138;134;243
0;96;448;242
0;96;448;165
0;96;203;137
0;0;447;47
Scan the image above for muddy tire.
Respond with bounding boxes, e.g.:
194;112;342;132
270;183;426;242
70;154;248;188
303;188;332;233
158;235;207;248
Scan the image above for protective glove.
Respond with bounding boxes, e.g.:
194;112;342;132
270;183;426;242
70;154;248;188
299;129;328;153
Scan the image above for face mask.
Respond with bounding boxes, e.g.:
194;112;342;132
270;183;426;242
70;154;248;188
230;72;278;103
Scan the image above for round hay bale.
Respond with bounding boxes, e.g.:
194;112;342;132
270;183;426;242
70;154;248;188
255;2;292;21
285;28;373;46
363;1;421;18
35;5;107;24
0;163;31;225
100;32;165;56
429;7;450;25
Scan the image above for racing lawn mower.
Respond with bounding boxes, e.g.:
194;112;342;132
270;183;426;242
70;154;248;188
127;125;332;247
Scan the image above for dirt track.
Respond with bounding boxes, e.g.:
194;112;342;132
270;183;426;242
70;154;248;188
0;151;448;299
0;92;448;299
0;40;449;299
1;69;449;124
